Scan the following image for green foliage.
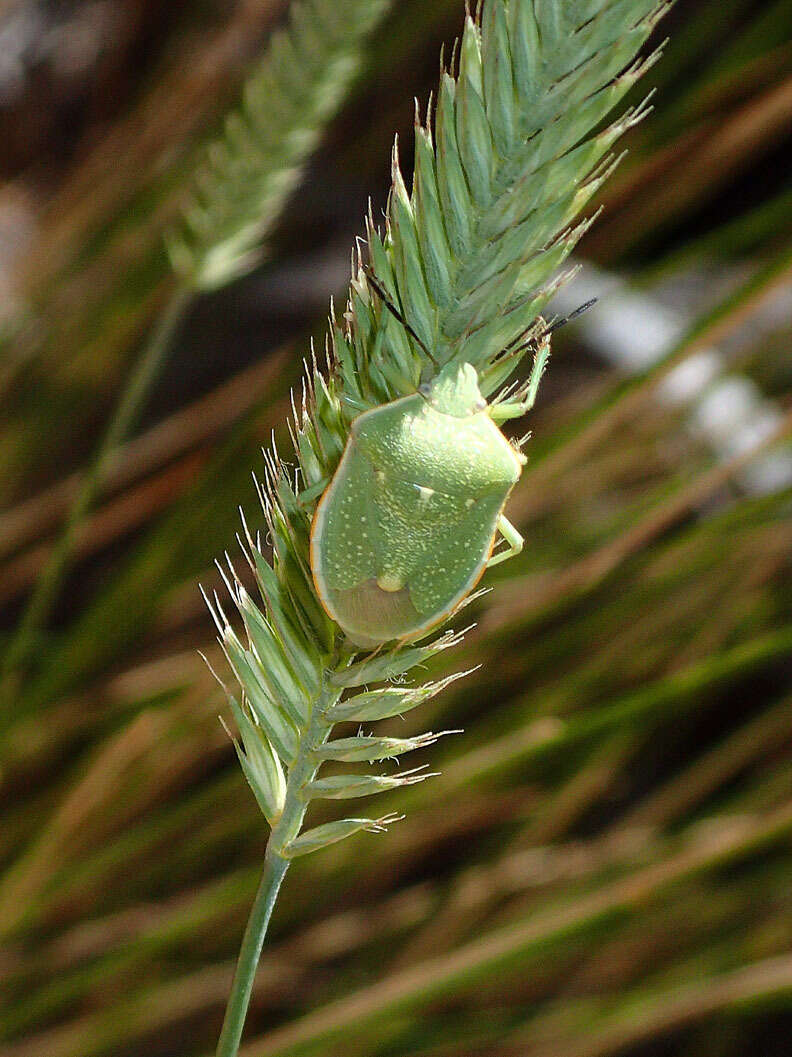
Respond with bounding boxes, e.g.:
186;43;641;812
2;1;792;1056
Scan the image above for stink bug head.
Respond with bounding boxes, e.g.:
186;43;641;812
419;362;487;417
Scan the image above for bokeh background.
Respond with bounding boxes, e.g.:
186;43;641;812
1;1;792;1055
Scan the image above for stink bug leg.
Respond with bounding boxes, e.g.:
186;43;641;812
490;339;550;425
487;515;524;568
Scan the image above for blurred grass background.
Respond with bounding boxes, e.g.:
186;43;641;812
1;1;791;1055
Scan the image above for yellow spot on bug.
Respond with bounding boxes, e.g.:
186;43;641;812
377;572;404;593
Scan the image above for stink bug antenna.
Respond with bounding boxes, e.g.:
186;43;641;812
503;298;598;366
540;298;598;339
363;267;439;367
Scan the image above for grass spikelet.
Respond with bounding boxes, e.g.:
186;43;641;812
205;3;671;1053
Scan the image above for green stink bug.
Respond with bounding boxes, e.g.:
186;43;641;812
309;338;549;649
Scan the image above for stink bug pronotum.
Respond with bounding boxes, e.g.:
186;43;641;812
309;277;592;649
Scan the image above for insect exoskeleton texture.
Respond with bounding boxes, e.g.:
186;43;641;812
310;361;529;648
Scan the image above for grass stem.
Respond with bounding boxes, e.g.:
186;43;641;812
215;850;290;1057
0;284;192;708
215;684;335;1055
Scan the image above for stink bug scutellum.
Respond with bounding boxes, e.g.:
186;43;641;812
309;279;591;649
